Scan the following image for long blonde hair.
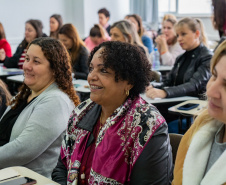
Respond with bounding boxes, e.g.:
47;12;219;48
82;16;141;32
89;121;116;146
191;40;226;138
175;17;209;48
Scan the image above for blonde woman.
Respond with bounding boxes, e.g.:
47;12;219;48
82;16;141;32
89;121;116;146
155;17;184;66
173;40;226;185
110;20;150;61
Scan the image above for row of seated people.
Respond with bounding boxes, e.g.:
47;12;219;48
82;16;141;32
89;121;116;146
1;0;226;183
0;36;226;184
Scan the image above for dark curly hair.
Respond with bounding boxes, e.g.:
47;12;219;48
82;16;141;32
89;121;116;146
11;37;80;109
88;41;152;98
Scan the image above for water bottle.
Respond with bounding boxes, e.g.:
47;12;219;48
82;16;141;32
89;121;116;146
152;47;160;70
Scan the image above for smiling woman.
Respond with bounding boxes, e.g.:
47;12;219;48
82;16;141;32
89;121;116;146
0;19;45;69
52;41;173;185
173;40;226;185
0;37;80;178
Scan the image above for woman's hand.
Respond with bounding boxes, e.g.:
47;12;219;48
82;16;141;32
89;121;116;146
0;49;6;61
146;85;167;99
155;35;168;54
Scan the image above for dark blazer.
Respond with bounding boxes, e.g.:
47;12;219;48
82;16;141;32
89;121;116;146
155;44;212;98
72;45;89;80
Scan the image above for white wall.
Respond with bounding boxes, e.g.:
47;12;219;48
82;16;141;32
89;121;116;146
0;0;130;53
0;0;72;52
83;0;130;38
0;0;219;53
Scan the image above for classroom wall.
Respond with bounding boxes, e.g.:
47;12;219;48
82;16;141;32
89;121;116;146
0;0;129;53
0;0;219;54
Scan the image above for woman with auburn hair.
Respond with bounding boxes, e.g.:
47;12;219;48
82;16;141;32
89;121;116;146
0;37;80;178
49;14;63;39
59;23;89;79
211;0;226;50
173;40;226;185
126;14;153;53
0;22;12;58
84;24;110;52
155;17;184;66
0;19;44;68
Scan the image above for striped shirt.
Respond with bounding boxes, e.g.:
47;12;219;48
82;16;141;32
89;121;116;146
18;49;27;69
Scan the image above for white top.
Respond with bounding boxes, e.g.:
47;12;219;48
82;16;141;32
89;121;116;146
161;42;185;66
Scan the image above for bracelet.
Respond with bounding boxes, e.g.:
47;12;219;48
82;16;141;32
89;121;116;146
161;51;167;55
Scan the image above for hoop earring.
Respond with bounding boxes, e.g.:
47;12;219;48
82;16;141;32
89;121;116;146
126;90;129;96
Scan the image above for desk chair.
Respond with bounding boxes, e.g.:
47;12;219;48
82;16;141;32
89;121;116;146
169;133;183;164
151;71;162;82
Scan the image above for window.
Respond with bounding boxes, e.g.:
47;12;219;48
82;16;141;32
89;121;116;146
178;0;211;14
159;0;176;13
159;0;212;15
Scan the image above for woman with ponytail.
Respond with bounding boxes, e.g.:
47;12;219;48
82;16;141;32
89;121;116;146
146;17;212;122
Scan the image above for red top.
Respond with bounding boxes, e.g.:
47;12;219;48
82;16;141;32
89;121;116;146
0;39;12;57
78;119;101;185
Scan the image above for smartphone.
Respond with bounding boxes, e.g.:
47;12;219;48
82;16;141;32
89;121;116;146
0;177;36;185
177;103;199;110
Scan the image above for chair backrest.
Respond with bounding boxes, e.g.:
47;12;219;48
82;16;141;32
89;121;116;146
169;133;183;164
151;71;162;82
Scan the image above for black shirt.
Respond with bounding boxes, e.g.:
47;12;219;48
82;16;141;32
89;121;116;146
175;45;200;86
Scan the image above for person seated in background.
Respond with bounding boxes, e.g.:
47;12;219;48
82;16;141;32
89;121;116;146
84;24;110;52
0;22;12;58
0;79;11;117
110;20;150;61
0;19;44;69
146;17;212;99
173;40;226;185
0;37;80;178
146;17;212;123
155;17;184;66
211;0;226;50
126;14;153;53
157;14;177;36
59;24;89;80
52;41;173;185
98;8;111;35
49;14;63;39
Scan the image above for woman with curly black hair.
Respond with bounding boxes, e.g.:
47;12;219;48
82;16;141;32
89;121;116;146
0;37;80;178
52;41;173;185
